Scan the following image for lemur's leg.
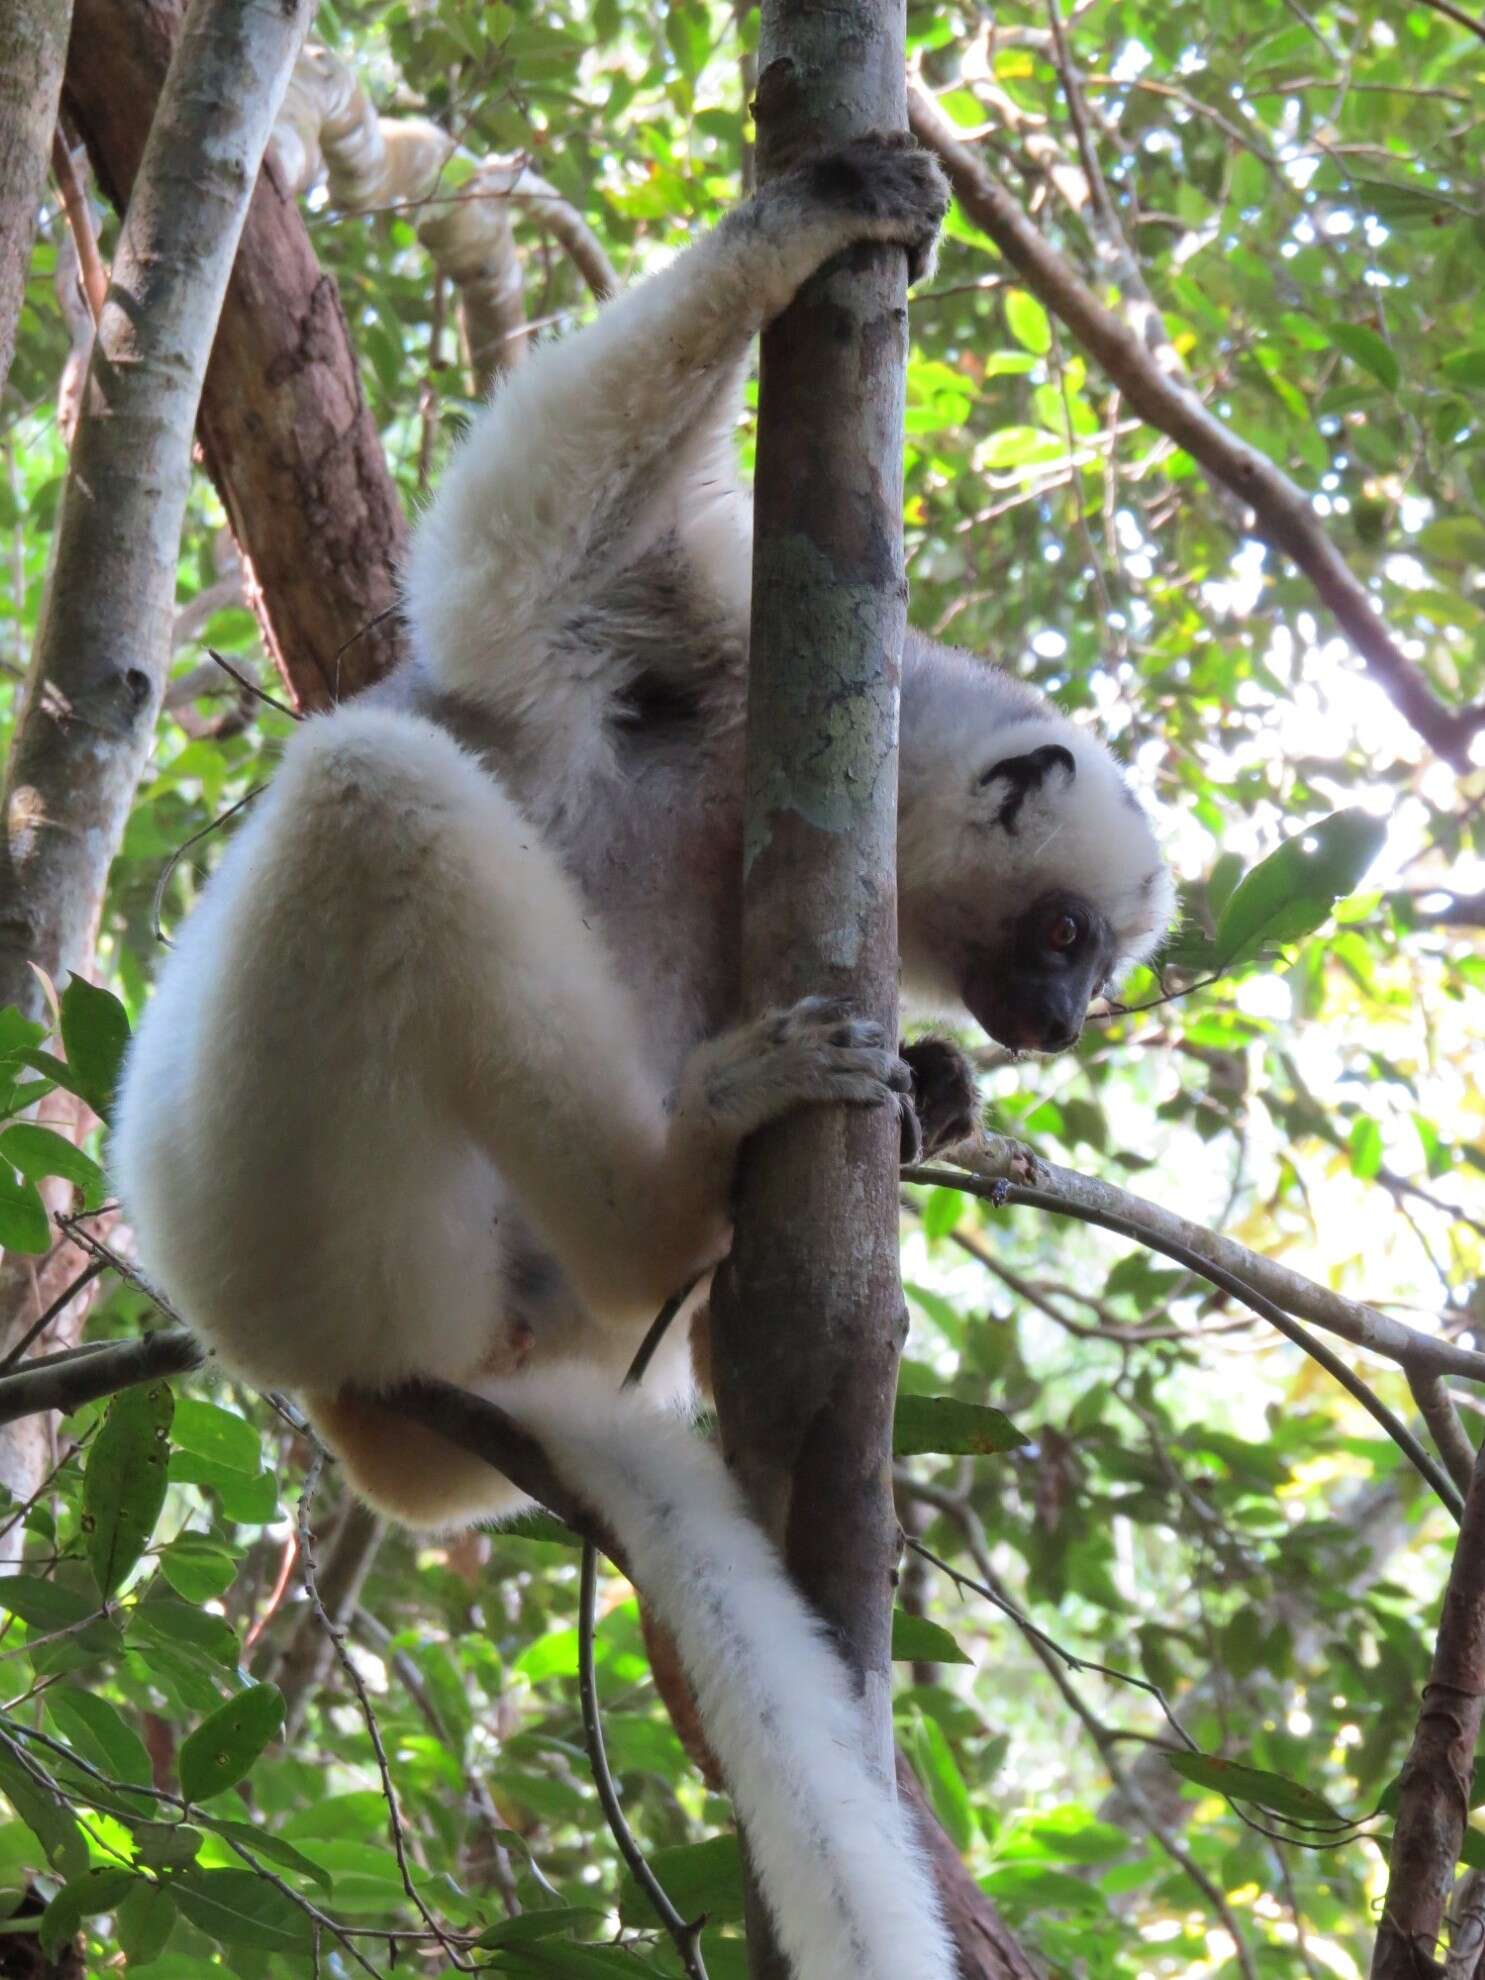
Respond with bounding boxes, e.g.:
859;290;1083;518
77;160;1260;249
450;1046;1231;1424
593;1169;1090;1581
116;707;911;1374
404;135;948;710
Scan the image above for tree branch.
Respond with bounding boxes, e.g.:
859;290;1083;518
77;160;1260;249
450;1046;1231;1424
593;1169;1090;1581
910;1131;1485;1384
906;83;1484;772
0;0;73;400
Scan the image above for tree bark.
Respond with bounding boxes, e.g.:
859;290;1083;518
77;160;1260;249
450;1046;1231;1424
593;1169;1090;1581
1373;1435;1485;1978
708;6;912;1974
0;0;312;1017
0;0;73;403
62;0;407;709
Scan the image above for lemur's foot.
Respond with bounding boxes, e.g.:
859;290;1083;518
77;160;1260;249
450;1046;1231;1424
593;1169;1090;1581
899;1036;979;1164
687;995;913;1139
750;130;948;286
801;132;949;283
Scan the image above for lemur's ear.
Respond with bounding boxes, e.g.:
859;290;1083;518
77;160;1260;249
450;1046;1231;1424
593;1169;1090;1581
976;743;1076;834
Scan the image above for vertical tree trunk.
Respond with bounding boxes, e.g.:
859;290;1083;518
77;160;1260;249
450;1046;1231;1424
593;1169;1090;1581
0;0;312;1019
0;0;73;402
63;0;408;709
709;4;910;1972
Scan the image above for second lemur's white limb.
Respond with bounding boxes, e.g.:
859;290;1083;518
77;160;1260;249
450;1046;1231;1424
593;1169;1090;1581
496;1365;957;1980
405;135;948;710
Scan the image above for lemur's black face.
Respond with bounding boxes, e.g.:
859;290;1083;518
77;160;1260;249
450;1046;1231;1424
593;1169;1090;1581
962;889;1116;1054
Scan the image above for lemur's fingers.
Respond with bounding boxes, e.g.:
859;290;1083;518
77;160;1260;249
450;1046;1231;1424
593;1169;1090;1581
787;132;950;285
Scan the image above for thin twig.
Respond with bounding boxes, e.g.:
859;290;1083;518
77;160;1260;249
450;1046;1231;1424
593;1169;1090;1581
579;1544;710;1980
297;1453;470;1969
205;647;300;722
572;1288;712;1977
49;132;107;322
0;1258;108;1373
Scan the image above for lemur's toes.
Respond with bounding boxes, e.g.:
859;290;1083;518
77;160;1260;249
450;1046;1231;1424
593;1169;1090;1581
900;1036;979;1157
795;133;949;284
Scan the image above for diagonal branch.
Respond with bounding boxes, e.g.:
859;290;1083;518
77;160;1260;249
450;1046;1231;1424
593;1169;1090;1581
907;84;1485;772
909;1131;1485;1383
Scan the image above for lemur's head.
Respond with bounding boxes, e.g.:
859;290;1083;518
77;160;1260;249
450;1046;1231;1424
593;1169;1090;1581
898;654;1174;1055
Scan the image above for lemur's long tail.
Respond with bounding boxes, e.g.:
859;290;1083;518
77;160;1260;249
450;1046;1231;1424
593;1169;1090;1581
494;1364;957;1980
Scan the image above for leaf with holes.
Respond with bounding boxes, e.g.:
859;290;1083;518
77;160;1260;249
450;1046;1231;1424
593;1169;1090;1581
83;1381;173;1598
180;1685;284;1804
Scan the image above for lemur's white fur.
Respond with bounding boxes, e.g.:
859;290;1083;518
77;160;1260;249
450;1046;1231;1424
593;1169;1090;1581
114;137;1171;1980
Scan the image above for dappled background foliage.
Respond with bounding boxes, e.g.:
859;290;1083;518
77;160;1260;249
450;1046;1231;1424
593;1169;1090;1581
0;0;1483;1973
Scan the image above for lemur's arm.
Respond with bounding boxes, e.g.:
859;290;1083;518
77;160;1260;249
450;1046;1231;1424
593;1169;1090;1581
403;136;947;706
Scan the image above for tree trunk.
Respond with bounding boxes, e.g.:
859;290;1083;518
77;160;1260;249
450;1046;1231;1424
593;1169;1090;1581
0;0;312;1016
0;0;73;402
62;0;408;709
709;3;912;1973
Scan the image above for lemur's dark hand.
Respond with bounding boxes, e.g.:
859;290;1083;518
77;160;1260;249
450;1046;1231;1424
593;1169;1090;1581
898;1036;979;1165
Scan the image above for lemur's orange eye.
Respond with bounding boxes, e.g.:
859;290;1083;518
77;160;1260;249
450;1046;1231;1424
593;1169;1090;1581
1047;914;1080;950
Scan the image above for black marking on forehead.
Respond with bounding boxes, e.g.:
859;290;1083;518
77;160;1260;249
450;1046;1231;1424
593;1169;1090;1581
978;743;1077;835
1139;866;1164;899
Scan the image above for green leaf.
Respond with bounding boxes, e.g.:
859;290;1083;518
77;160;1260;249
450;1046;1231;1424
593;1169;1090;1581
83;1381;173;1598
1166;1751;1344;1823
978;1860;1108;1914
907;1711;974;1850
892;1611;972;1666
0;1165;50;1253
197;1819;331;1894
166;1452;277;1526
480;1908;608;1950
1214;811;1388;966
1328;322;1399;392
170;1399;261;1476
1348;1115;1384;1181
0;1749;88;1879
39;1866;137;1958
1005;289;1052;356
44;1688;153;1790
157;1535;239;1605
1441;348;1485;390
58;975;131;1123
894;1394;1025;1457
128;1597;240;1671
0;1124;106;1207
170;1869;312;1953
0;1574;99;1632
116;1879;177;1964
180;1685;284;1804
617;1835;744;1929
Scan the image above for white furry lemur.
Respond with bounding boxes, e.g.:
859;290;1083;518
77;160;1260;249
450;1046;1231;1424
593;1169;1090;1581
115;136;1173;1980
